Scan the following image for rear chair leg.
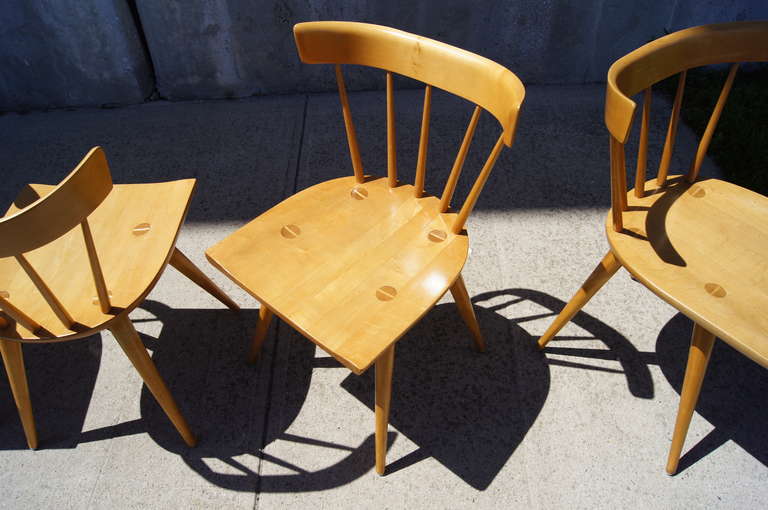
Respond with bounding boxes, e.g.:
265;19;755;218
375;344;395;475
170;248;240;311
537;251;621;349
449;274;485;352
0;339;38;449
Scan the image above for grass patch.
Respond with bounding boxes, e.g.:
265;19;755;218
659;65;768;196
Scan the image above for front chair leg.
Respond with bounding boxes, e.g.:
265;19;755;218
109;314;196;447
170;248;240;311
0;339;38;449
248;305;274;363
449;274;485;352
375;344;395;475
537;251;621;349
666;323;715;475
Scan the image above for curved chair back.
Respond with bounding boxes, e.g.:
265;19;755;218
604;20;768;231
0;147;113;331
293;21;525;234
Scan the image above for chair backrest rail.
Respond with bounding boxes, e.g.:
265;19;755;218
335;65;365;184
440;105;482;212
414;85;432;198
635;87;652;198
15;253;74;328
687;63;740;183
386;72;398;187
452;133;505;234
0;294;40;333
656;70;687;185
81;218;111;313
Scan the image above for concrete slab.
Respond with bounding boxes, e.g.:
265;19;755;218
0;85;766;509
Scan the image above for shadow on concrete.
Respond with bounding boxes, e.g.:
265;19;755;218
655;313;768;474
341;288;650;490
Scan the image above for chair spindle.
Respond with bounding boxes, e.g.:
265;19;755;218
335;65;365;183
610;136;628;232
657;70;687;185
452;133;505;234
635;87;652;198
687;63;739;183
414;85;432;197
0;294;41;333
81;219;111;313
440;105;482;212
15;253;74;329
386;72;397;187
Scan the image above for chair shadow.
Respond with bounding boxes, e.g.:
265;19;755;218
655;313;768;474
340;287;652;490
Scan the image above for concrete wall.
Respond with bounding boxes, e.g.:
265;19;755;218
0;0;153;111
1;0;766;111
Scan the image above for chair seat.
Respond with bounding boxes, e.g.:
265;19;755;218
607;176;768;367
0;179;196;341
206;175;469;373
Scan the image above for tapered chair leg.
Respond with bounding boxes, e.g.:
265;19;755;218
248;305;274;363
170;248;240;311
375;344;395;475
449;274;485;352
537;251;622;349
109;314;196;447
666;323;715;475
0;339;38;449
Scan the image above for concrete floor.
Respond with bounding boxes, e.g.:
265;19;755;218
0;85;766;509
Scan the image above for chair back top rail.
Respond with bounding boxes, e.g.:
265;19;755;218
294;21;524;147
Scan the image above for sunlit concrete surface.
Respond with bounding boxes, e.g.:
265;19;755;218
0;85;765;509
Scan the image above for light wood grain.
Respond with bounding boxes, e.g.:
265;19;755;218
248;305;274;363
635;87;652;198
0;147;238;448
666;323;715;474
335;64;364;183
0;339;37;448
210;21;526;474
169;248;240;311
657;70;686;185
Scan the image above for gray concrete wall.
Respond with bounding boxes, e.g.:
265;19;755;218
1;0;766;111
0;0;153;111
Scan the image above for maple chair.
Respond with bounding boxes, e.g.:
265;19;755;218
206;21;524;474
536;21;768;474
0;147;239;448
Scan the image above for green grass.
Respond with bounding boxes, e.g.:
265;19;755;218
660;65;768;197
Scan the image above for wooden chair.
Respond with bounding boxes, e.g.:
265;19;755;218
0;147;239;448
206;21;525;475
536;21;768;474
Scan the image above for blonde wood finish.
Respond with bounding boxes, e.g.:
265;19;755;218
248;305;274;363
109;314;196;447
169;248;240;311
666;323;715;474
544;21;768;474
537;251;621;349
440;106;482;212
687;63;739;183
386;72;398;188
375;344;395;475
0;339;37;448
293;21;524;146
335;64;364;184
0;147;238;447
414;85;432;198
657;71;686;186
449;274;485;352
635;87;652;198
81;219;111;313
209;21;525;474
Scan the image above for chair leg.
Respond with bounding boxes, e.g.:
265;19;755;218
375;344;395;475
109;314;197;447
248;305;274;363
449;274;485;352
0;339;38;449
666;323;715;475
537;251;621;349
170;248;240;311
